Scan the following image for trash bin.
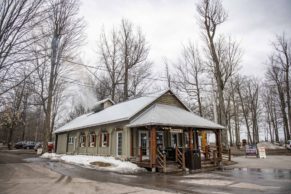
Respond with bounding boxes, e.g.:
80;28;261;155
193;149;201;169
185;149;194;170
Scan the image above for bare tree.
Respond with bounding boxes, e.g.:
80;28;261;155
98;28;123;102
271;34;291;140
174;43;205;116
196;0;241;146
0;0;43;95
96;19;151;102
119;19;151;101
33;0;85;152
266;57;290;142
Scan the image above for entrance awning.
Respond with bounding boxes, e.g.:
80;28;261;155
127;103;225;130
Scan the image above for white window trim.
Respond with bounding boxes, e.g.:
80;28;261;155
89;133;96;147
80;134;86;147
101;132;108;147
138;130;149;156
68;136;74;144
116;131;123;156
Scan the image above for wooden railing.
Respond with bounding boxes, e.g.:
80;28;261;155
156;149;167;172
135;146;150;162
175;147;185;170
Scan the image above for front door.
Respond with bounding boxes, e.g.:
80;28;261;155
116;131;122;156
171;133;180;148
139;131;149;156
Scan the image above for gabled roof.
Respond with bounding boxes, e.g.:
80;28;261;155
127;103;225;129
54;90;170;133
54;89;225;134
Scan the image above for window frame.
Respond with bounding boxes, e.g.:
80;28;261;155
68;136;74;144
89;132;96;147
101;132;108;147
79;132;86;147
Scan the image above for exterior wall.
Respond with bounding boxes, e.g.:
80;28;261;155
156;92;186;109
67;131;77;154
56;133;67;154
55;121;132;158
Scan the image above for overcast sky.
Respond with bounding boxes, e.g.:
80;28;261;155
78;0;291;79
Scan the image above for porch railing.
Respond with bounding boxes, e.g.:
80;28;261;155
175;147;185;170
156;148;167;172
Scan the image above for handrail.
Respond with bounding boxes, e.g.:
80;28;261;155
175;147;185;170
157;148;166;172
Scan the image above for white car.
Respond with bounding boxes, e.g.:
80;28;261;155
287;140;291;150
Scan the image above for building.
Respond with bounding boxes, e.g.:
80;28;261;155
54;89;225;172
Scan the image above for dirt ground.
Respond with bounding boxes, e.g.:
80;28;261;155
1;150;291;194
0;162;173;194
230;155;291;170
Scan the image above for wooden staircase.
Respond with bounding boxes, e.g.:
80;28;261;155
156;147;186;173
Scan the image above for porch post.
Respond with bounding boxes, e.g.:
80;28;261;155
130;128;133;157
215;129;222;160
188;128;193;151
150;126;157;169
193;130;199;150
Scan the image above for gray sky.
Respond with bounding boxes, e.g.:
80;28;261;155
78;0;291;78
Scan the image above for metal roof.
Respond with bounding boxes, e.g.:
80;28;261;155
127;103;225;130
54;90;169;133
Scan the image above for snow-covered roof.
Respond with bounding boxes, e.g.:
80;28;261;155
54;90;168;133
127;103;225;129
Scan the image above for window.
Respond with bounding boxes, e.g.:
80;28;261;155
80;132;86;147
99;131;109;147
68;136;74;144
89;132;96;147
116;131;122;156
184;132;189;148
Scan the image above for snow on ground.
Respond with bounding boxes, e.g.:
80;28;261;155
257;142;285;149
41;153;146;174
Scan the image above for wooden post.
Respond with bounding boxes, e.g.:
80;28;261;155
215;130;222;160
213;150;217;166
150;126;157;168
175;146;178;162
189;128;193;151
130;128;133;157
228;148;231;161
182;147;186;170
193;130;199;150
139;146;142;162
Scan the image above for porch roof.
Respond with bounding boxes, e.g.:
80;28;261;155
127;103;225;130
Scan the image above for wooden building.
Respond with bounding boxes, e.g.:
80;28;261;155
54;89;225;172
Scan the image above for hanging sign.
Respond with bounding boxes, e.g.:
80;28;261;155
170;129;183;133
257;147;266;159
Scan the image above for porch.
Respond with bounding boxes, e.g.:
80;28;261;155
129;126;223;172
126;103;226;172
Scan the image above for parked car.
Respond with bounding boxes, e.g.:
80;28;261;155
23;141;36;149
287;140;291;150
14;141;26;149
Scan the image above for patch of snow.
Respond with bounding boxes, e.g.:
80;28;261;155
41;153;145;174
229;182;280;190
184;173;227;179
180;179;233;186
41;152;62;161
257;142;285;149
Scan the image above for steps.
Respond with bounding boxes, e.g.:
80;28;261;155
201;160;216;169
157;160;183;173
